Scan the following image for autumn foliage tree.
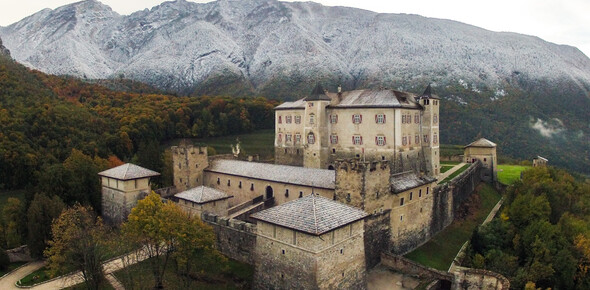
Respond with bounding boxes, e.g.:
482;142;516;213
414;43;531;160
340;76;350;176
122;192;222;288
27;193;66;258
45;205;110;290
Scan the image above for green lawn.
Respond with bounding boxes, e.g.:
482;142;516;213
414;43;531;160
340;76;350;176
0;261;27;277
114;257;254;289
167;129;275;160
17;266;51;286
439;164;471;184
440;165;454;173
441;161;461;165
0;189;26;212
497;165;530;185
404;184;501;271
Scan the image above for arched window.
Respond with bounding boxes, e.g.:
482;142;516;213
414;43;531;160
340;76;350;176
307;132;316;144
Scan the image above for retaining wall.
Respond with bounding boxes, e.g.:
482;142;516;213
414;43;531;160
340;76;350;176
201;213;257;265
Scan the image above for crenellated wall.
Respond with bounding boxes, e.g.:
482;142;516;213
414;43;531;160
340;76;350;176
201;212;257;265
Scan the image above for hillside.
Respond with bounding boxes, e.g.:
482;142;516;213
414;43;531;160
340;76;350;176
0;44;276;190
0;0;588;174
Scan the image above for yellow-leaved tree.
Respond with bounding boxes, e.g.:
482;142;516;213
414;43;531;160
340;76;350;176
122;192;223;288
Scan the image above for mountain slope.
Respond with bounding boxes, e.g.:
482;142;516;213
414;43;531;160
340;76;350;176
0;0;589;174
2;0;589;96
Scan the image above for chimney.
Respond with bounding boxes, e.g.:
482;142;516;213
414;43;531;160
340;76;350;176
337;85;343;103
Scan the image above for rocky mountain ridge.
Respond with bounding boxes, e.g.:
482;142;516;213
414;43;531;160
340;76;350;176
0;37;10;57
1;0;589;98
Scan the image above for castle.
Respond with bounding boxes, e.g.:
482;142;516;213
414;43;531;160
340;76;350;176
99;85;499;289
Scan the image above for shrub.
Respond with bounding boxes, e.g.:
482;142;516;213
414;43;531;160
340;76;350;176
0;248;10;270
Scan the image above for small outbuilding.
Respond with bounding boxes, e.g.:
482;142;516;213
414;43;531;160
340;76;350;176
98;163;160;224
464;138;497;182
533;156;548;167
174;185;232;217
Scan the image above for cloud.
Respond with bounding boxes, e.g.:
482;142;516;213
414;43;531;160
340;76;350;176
530;117;565;138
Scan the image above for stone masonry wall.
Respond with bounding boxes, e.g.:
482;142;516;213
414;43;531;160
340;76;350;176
201;213;256;265
364;210;392;269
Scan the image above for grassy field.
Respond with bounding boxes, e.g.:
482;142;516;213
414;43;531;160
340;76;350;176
440;165;454;173
17;266;51;286
114;257;254;289
440;160;461;165
0;189;26;212
0;261;27;277
439;164;471;184
404;184;501;271
497;164;530;185
167;129;275;160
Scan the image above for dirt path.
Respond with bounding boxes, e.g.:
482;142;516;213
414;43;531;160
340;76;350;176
0;261;45;290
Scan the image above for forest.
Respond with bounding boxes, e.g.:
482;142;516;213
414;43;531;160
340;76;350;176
465;166;590;289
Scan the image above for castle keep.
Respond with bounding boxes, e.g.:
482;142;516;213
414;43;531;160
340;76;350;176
274;84;440;176
101;85;499;289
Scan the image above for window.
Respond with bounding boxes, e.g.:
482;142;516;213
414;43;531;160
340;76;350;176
400;215;404;221
330;135;338;144
352;114;362;124
415;113;419;123
400;197;404;206
286;133;292;143
309;113;315;124
433;133;438;144
299;191;303;198
426;187;429;194
410;192;413;200
295;133;301;144
330;114;338;124
285;189;289;197
294;115;301;124
402;115;406;124
217;178;220;185
415;135;420;144
352;135;363;145
239;181;242;188
134;179;137;189
407;114;412;124
307;133;316;144
408;134;412;145
227;179;231;186
277;133;282;143
402;136;407;146
433;114;438;124
419;189;422;197
375;114;385;124
278;116;282;124
286;115;292;123
250;183;254;191
293;231;297;245
423;134;429;143
376;136;386;146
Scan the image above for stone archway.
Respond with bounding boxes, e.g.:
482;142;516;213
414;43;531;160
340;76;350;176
265;186;274;199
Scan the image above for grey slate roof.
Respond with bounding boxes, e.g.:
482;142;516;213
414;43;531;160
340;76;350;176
98;163;160;180
304;84;331;101
251;194;367;235
175;186;231;204
464;138;497;148
205;160;335;189
390;171;437;194
534;156;548;161
275;89;422;110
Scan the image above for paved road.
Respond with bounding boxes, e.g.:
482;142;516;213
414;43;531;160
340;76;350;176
0;248;149;290
0;261;45;290
437;162;467;183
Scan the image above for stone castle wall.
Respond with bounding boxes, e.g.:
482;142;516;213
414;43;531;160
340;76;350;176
201;213;257;265
364;210;392;269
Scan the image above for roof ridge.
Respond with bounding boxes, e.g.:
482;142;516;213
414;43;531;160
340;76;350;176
311;194;319;235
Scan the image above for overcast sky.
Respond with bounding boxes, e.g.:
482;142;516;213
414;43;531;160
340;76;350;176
1;0;589;57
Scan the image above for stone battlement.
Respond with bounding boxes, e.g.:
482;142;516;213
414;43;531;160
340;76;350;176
335;158;389;173
201;212;257;234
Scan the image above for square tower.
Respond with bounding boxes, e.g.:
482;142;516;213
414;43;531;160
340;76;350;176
99;163;160;224
302;84;331;169
251;194;367;289
171;145;209;192
464;138;497;182
417;85;440;176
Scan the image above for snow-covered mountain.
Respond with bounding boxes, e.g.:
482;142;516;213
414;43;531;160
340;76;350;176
1;0;589;97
